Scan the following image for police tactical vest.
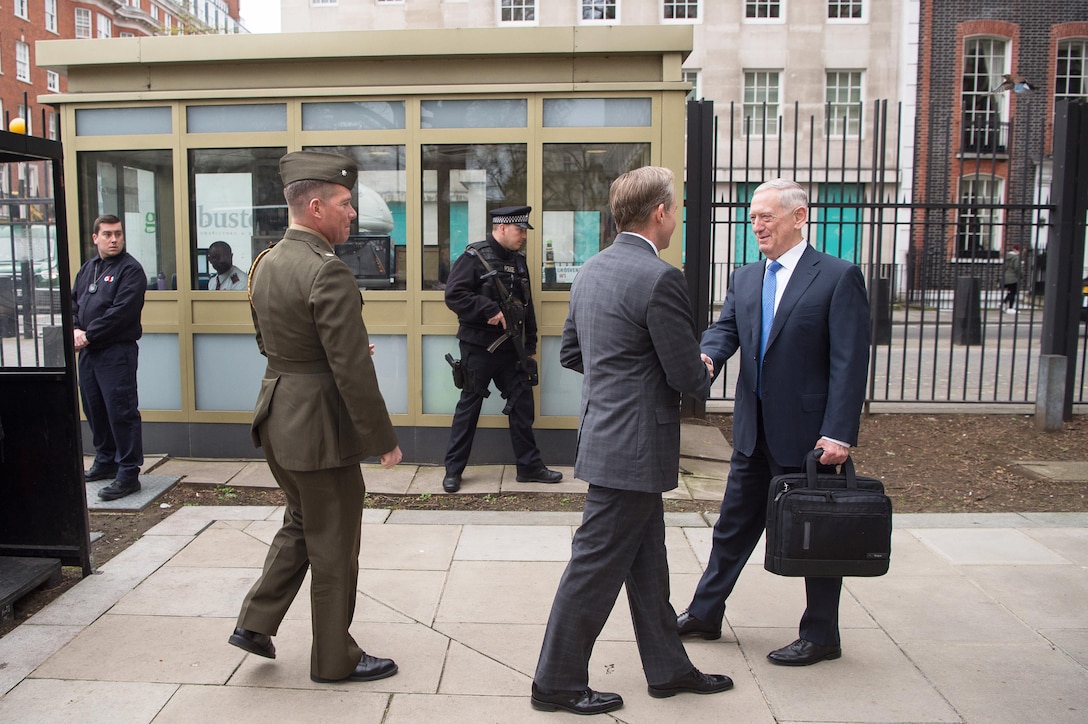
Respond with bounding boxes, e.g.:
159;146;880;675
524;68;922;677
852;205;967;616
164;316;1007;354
466;240;530;304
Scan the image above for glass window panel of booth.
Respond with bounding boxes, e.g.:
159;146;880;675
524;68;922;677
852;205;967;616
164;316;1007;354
421;144;528;289
420;99;527;129
542;98;652;127
76;150;174;291
187;148;288;291
540;143;650;290
301;101;406;131
306;145;407;291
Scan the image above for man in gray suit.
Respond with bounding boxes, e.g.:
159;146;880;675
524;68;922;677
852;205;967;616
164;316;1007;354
531;166;734;716
677;178;870;666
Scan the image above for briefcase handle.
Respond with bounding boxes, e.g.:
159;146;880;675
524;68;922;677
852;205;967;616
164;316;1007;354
805;448;858;489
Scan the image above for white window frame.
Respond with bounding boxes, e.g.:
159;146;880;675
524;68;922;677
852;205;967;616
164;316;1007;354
826;70;863;138
47;70;60;93
663;0;700;23
97;13;112;38
1056;39;1088;105
743;0;784;23
956;174;1005;259
45;0;59;33
743;70;781;136
151;4;159;20
581;0;618;23
16;41;31;84
827;0;865;23
498;0;536;24
48;112;58;140
75;8;92;38
962;36;1009;155
683;68;701;101
14;0;29;21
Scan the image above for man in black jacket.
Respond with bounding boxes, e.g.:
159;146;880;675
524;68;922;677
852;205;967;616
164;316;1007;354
72;215;147;500
441;206;561;493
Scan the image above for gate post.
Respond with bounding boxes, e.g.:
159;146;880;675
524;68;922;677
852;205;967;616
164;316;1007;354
952;276;982;345
1039;100;1088;423
682;99;714;419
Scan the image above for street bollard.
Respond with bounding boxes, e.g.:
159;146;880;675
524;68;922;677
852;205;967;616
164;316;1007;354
952;276;982;345
1035;354;1066;432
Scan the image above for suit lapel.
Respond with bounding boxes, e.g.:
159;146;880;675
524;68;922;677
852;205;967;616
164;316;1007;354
767;245;820;350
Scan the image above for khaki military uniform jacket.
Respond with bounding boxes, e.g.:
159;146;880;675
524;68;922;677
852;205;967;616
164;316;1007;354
249;226;397;470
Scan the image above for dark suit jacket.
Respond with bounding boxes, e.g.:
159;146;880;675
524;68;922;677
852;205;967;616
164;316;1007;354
561;233;712;492
249;226;398;471
702;244;869;467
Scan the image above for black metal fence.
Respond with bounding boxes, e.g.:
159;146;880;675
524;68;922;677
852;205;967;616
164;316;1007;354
686;99;1088;408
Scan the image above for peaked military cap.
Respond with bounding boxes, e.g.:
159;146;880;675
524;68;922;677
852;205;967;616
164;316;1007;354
489;205;533;229
279;151;357;190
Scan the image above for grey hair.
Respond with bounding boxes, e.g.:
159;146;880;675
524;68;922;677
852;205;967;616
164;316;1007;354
753;178;808;212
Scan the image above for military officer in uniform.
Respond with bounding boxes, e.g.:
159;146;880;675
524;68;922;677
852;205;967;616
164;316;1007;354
441;206;562;493
228;150;403;685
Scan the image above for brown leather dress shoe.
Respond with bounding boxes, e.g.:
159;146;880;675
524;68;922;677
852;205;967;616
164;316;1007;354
530;683;623;715
310;652;398;683
767;638;842;666
648;667;734;698
676;610;722;640
228;627;275;659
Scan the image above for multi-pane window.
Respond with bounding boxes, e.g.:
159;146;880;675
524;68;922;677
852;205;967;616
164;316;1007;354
75;7;92;38
827;0;862;19
47;70;60;93
15;0;28;20
826;71;862;137
956;175;1004;259
664;1;699;20
683;69;701;101
583;0;616;20
45;0;58;32
151;4;158;20
1056;40;1088;104
962;37;1008;153
16;42;30;83
743;70;780;136
311;0;338;5
500;0;535;22
745;1;780;19
97;13;112;38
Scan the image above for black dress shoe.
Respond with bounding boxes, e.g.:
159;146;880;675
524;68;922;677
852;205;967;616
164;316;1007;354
97;479;141;501
530;683;623;715
85;464;118;482
676;610;722;640
442;473;461;493
767;638;842;666
228;627;276;659
516;467;563;483
648;667;734;698
311;652;398;683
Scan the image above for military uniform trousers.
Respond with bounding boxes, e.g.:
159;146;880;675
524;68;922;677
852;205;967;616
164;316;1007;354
444;339;543;475
535;485;695;690
687;412;843;647
78;341;143;483
236;433;366;680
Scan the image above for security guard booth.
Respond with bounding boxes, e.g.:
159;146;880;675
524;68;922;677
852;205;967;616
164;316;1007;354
37;26;692;462
0;129;93;598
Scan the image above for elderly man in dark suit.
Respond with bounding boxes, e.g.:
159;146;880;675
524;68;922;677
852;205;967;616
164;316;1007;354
228;151;403;684
531;166;733;716
677;178;870;666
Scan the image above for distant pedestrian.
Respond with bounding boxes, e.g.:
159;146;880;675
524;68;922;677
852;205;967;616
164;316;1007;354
1003;244;1021;314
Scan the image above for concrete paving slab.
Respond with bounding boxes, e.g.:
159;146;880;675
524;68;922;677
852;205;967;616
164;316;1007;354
1038;628;1088;668
679;457;730;480
1012;460;1088;482
437;561;565;625
741;627;961;723
963;564;1088;629
1019;511;1088;526
110;566;260;618
718;568;876;631
0;623;82;696
86;473;180;512
153;459;247;484
454;524;572;562
358;569;448;625
912;528;1073;565
664;526;704;574
663;512;709;527
85;454;169;476
501;466;582;494
227;461;278;488
359;523;461;570
387;510;584;526
383;693;574;723
439;638;532;696
408;465;501;495
152;684;390;724
894;512;1032;528
239;519;282;545
682;474;729;501
1022;527;1088;565
362;463;418;494
433;622;543;679
32;614;241;684
0;679;178;724
140;505;279;536
165;525;272;568
680;422;730;461
884;528;959;576
902;639;1088;724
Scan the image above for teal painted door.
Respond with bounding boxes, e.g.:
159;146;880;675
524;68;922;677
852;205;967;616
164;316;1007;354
816;184;862;262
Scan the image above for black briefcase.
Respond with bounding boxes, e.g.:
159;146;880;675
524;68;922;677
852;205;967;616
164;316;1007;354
764;450;892;577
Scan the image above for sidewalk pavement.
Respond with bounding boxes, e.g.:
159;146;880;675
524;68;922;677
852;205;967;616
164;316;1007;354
2;423;1087;723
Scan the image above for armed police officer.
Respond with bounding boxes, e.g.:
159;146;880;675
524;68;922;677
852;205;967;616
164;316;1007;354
442;206;562;493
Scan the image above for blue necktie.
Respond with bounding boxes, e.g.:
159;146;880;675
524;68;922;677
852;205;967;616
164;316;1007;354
759;260;782;397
